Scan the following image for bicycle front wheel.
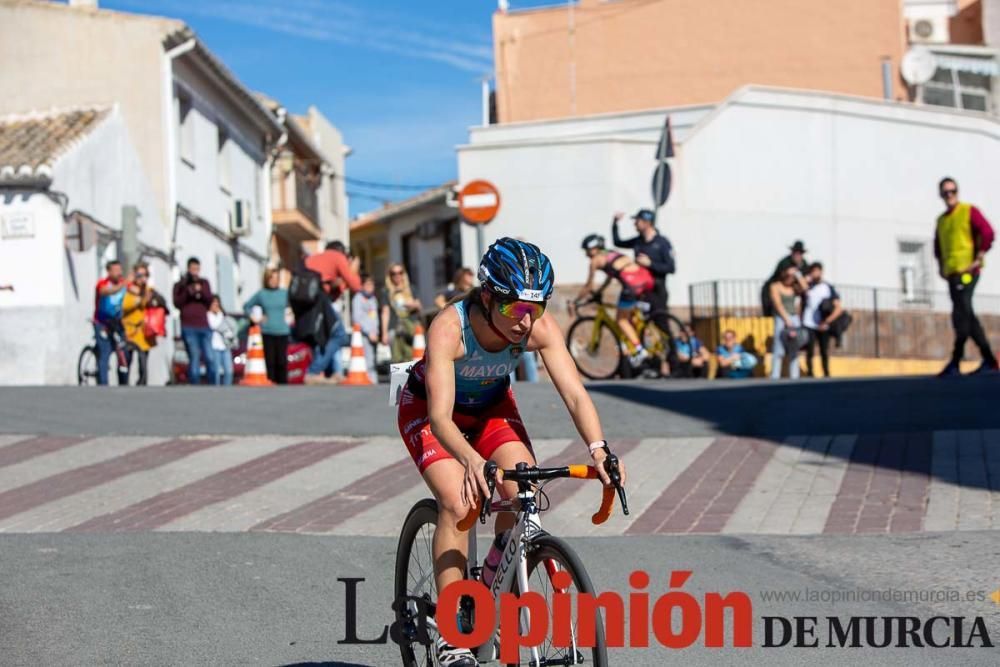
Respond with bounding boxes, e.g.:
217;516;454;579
566;317;622;380
510;534;608;667
394;498;439;667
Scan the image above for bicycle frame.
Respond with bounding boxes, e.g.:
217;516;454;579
583;301;666;358
415;490;560;665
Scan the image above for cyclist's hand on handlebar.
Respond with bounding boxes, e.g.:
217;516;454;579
589;447;626;488
460;452;491;508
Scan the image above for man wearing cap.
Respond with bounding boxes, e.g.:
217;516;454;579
935;177;997;376
771;241;809;285
612;208;676;373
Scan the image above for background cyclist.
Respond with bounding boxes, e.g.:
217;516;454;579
579;233;654;368
397;237;626;666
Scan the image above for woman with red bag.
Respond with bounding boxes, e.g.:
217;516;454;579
122;261;163;385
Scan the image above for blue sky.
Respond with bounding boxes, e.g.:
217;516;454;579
102;0;556;216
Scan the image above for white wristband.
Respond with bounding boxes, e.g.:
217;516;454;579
588;440;608;453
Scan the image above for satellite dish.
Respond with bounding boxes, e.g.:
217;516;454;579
901;47;938;85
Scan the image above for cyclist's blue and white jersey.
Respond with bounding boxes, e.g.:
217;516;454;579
409;300;523;409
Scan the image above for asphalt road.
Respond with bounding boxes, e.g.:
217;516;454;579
2;375;998;439
2;380;999;666
2;532;998;666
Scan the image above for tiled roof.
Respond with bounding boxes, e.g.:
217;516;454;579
350;181;458;231
0;107;110;181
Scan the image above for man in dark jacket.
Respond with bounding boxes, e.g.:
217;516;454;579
172;257;217;384
613;208;676;374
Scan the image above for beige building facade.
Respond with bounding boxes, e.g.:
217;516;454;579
492;0;998;123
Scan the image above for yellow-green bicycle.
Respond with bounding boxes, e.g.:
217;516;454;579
566;292;683;380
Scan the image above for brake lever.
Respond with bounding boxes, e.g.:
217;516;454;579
479;461;498;524
603;453;630;516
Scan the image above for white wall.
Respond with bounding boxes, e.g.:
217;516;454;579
0;111;171;385
171;60;271;311
457;87;1000;303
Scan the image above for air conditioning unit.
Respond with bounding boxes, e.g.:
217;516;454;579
230;200;252;236
908;14;950;44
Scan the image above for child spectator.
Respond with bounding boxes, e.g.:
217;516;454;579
352;273;381;383
717;329;757;379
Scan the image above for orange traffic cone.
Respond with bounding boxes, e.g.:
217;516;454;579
412;323;426;360
341;324;374;386
240;324;273;386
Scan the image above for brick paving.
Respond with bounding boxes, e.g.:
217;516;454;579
0;432;997;536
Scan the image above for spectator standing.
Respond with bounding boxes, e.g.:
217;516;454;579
434;267;475;310
243;267;290;384
802;262;843;378
207;296;237;385
770;241;809;283
612;208;676;361
674;323;710;378
934;177;997;376
769;266;804;380
304;241;360;384
172;257;217;385
351;273;381;383
120;262;155;385
716;329;757;379
94;259;128;385
381;263;424;362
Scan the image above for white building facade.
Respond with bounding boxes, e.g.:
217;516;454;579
0;107;169;385
457;86;1000;304
0;1;283;381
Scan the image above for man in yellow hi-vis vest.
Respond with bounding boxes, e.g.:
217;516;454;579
934;177;996;377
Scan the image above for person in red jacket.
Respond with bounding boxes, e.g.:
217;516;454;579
303;241;362;383
934;177;996;376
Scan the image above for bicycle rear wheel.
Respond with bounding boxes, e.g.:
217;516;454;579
77;346;98;386
394;498;440;667
566;317;622;380
510;534;608;667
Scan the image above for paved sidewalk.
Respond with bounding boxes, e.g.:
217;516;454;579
1;431;996;536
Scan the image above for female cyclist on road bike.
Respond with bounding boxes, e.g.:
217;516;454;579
397;237;627;666
579;233;655;367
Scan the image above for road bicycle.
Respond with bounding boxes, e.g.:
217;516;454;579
393;452;628;666
78;319;141;386
565;292;684;380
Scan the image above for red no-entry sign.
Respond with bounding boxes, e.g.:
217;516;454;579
458;180;501;225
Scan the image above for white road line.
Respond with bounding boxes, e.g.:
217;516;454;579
0;435;30;450
0;436;162;492
789;435;855;534
723;436;806;534
925;431;959;532
159;437;400;532
0;437;302;533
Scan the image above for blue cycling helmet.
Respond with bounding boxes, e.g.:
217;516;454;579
478;237;554;303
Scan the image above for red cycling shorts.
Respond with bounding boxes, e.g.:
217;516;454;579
397;385;533;473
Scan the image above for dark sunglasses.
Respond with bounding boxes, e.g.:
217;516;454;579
390;270;405;276
940;189;958;197
135;273;148;278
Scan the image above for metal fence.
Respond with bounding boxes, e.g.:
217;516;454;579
688;279;1000;360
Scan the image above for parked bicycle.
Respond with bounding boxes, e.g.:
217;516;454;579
394;454;628;666
78;319;140;386
566;292;683;380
